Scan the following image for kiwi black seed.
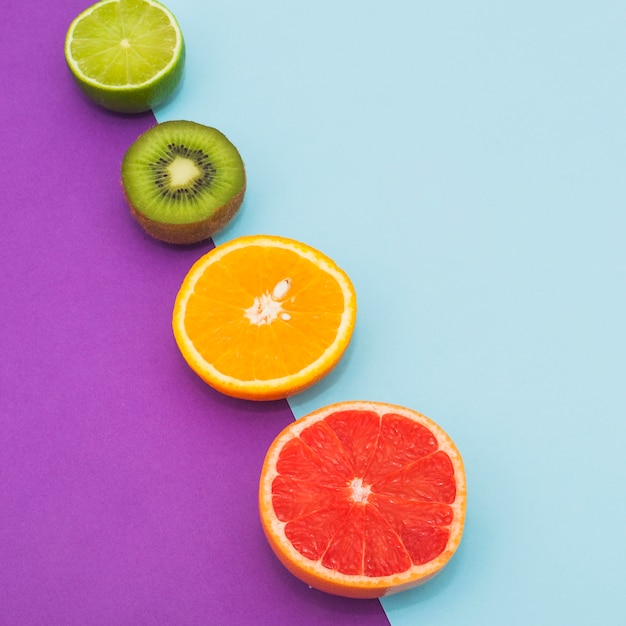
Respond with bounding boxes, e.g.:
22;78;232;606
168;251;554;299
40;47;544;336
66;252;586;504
121;120;246;244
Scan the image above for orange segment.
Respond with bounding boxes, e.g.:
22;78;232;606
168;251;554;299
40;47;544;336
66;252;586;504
172;235;357;400
259;401;466;598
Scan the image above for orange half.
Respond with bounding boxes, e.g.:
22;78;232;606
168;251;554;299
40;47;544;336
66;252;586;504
259;401;467;598
172;235;357;400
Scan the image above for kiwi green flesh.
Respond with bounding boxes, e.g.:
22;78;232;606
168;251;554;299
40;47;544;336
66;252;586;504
121;120;246;242
129;184;245;244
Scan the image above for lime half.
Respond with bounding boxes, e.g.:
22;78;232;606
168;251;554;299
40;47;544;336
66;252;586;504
64;0;185;114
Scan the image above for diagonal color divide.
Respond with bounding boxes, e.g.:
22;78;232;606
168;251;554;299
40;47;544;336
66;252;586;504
156;1;626;625
2;1;624;625
0;1;389;624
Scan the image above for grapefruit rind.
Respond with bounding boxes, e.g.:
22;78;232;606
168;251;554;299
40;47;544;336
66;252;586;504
172;235;357;401
258;401;467;599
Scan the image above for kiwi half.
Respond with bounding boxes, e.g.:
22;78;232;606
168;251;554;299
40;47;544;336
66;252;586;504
121;120;246;244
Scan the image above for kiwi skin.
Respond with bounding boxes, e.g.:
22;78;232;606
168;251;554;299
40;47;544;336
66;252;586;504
126;177;246;245
121;120;246;245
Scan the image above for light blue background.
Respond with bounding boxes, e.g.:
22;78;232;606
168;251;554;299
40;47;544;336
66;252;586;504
156;1;625;624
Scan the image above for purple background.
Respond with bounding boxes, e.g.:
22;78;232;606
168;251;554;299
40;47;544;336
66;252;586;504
0;2;391;624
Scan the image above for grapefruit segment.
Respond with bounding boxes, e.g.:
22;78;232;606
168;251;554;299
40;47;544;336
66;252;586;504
362;505;412;577
324;409;381;476
364;412;439;480
259;400;467;598
284;503;353;562
271;476;341;521
371;450;457;503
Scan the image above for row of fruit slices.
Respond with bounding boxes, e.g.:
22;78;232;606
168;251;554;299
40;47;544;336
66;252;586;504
63;0;466;599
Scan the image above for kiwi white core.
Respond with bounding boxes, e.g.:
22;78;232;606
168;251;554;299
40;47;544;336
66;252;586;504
168;156;201;189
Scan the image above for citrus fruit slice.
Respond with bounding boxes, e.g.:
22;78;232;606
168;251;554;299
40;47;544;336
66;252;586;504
64;0;185;113
259;401;467;598
172;235;357;401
